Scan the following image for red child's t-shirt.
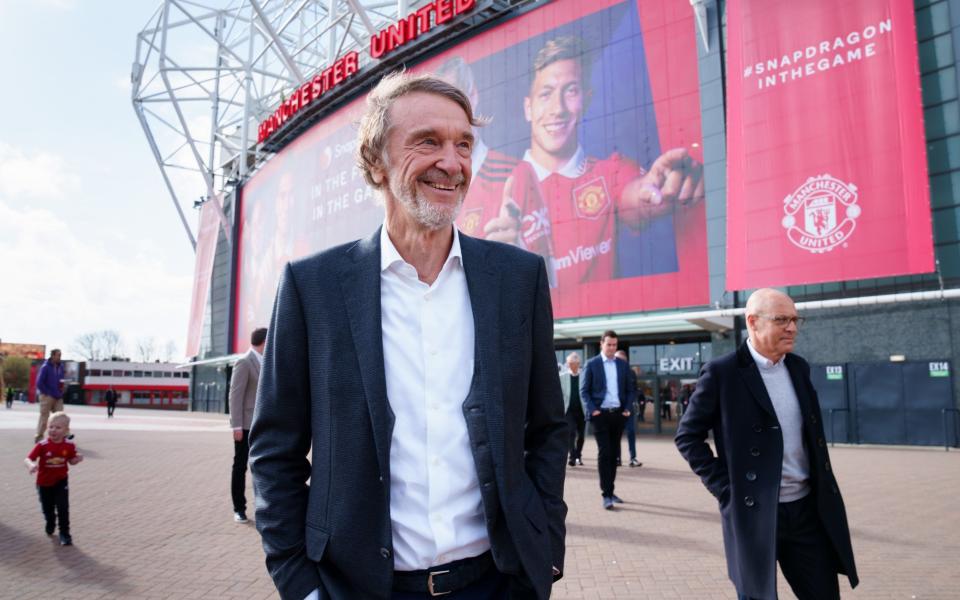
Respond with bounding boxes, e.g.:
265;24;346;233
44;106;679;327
27;438;77;487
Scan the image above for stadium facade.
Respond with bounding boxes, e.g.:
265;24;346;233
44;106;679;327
150;0;960;447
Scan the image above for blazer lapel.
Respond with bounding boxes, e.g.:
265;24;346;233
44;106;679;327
339;227;394;480
736;342;777;418
459;235;503;464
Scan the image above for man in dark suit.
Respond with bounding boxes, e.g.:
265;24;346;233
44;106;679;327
559;353;585;467
229;327;266;524
675;289;858;600
249;72;567;600
579;331;633;509
105;387;118;418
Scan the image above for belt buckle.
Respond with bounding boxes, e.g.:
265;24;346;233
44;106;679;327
427;569;451;596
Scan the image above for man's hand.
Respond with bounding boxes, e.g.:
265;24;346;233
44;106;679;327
622;411;631;418
484;196;522;244
233;429;244;442
591;410;601;417
620;147;705;227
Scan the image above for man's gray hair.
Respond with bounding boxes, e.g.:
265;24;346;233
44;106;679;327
356;71;482;189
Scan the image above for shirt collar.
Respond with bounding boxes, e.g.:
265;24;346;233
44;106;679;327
251;348;263;365
747;338;783;369
522;145;586;181
380;224;464;274
602;353;617;364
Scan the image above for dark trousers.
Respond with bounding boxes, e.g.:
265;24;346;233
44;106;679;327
37;478;70;534
566;405;585;461
231;429;250;512
592;411;625;497
617;412;637;462
739;494;841;600
107;402;116;417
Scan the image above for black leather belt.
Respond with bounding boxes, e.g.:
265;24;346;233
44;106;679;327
600;408;622;413
392;551;494;596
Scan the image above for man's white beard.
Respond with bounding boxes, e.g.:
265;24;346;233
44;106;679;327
389;169;465;230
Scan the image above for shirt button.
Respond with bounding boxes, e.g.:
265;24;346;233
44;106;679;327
744;496;756;507
380;547;391;559
750;447;760;457
745;471;757;482
432;457;440;466
753;425;763;433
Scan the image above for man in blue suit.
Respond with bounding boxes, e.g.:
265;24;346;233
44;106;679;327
249;72;567;600
580;331;634;509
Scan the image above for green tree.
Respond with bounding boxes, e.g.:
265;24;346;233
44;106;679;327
2;355;30;389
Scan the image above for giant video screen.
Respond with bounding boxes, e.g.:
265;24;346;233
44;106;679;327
235;0;708;352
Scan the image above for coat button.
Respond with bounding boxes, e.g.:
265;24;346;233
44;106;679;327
750;447;760;457
753;425;763;433
824;461;831;472
818;437;826;447
811;414;818;424
745;471;757;481
744;496;755;507
831;484;839;495
380;547;391;559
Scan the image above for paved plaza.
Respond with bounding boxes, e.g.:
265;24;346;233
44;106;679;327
1;403;957;599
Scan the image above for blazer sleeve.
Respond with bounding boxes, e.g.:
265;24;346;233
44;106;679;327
674;361;730;501
523;258;568;575
249;263;319;600
580;362;599;415
228;357;249;429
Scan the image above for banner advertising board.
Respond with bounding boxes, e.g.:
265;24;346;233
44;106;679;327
726;0;933;290
185;201;221;358
235;0;708;352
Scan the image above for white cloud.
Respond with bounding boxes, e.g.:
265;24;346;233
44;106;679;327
0;198;193;361
0;143;81;200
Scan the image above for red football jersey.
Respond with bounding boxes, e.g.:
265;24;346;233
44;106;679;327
456;148;518;238
27;438;77;487
515;153;643;294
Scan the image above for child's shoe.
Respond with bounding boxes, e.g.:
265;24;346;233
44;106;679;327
59;533;72;546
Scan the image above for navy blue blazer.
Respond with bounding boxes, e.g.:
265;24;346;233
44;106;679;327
579;355;634;418
675;342;858;599
249;227;568;600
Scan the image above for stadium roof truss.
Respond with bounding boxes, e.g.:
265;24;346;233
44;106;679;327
132;0;537;250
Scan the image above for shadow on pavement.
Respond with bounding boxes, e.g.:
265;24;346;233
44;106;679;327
0;522;133;596
566;521;717;554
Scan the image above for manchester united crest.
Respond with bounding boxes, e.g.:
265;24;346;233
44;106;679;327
459;208;483;236
782;174;861;254
573;177;611;220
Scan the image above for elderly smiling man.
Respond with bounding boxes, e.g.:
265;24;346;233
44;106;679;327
675;288;858;600
249;72;568;600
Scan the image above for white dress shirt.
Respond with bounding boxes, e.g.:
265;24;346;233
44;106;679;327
379;224;490;571
600;355;621;409
747;339;811;502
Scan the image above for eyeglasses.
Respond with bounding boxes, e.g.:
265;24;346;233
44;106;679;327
757;314;806;328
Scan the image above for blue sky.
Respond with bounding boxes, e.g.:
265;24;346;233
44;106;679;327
0;0;196;360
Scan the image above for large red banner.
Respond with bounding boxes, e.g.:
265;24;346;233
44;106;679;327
185;201;220;358
726;0;933;290
235;0;708;352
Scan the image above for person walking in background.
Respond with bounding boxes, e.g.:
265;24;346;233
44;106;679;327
105;387;118;418
6;387;13;409
35;349;65;443
675;288;858;600
560;352;585;466
25;411;84;546
614;350;642;468
228;327;266;524
580;330;633;510
249;72;567;600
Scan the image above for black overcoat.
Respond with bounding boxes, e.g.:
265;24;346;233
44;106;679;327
249;228;568;600
675;342;858;599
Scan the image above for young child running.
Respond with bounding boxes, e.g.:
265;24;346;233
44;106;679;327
24;411;83;545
